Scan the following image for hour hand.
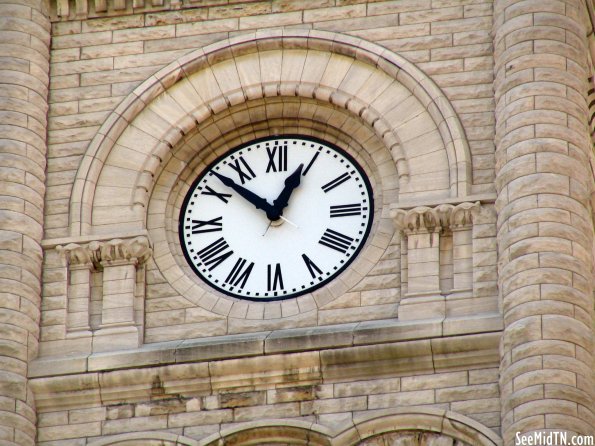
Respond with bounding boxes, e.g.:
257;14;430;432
272;164;304;217
212;171;274;216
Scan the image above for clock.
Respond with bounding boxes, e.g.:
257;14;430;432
179;136;374;301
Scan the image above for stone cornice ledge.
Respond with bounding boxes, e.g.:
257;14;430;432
30;313;502;377
390;193;495;210
42;230;151;249
29;314;502;411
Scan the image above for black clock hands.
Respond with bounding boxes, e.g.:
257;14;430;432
213;164;303;222
271;164;304;219
212;171;277;220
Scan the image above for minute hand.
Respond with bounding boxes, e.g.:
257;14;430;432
272;164;304;217
212;172;275;216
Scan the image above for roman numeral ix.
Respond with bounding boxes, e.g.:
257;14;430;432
318;229;354;254
190;216;222;234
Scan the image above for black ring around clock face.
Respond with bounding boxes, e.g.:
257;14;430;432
179;135;374;301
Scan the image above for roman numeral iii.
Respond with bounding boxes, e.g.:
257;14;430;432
318;229;354;254
330;203;362;218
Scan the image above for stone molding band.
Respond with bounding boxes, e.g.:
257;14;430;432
56;235;152;267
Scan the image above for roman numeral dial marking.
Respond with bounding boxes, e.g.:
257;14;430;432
266;145;288;172
190;216;222;234
302;150;320;176
197;237;233;270
201;185;232;203
321;172;352;193
267;263;284;291
318;229;355;254
225;258;254;289
228;156;256;184
302;254;323;279
330;203;363;218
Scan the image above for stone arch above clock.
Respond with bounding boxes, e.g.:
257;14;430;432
65;31;480;336
72;30;472;238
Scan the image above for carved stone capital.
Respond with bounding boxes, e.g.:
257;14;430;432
391;202;481;234
391;205;449;234
99;236;152;265
450;201;481;229
56;242;100;268
57;236;152;268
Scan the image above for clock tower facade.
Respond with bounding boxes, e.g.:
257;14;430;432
0;1;594;445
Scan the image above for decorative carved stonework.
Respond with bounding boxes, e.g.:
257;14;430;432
450;201;480;229
54;236;151;352
391;202;480;233
391;201;481;309
56;241;99;268
56;236;152;268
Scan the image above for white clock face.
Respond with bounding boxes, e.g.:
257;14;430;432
179;136;373;301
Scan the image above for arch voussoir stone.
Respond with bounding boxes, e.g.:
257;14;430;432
71;31;472;237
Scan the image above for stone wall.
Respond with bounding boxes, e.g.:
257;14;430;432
15;0;595;445
31;327;502;445
40;0;499;351
44;0;496;239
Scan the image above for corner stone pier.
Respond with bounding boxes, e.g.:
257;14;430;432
493;0;595;443
0;0;50;443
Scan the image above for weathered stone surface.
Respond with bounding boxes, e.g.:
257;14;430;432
8;1;595;444
494;0;595;441
0;0;50;443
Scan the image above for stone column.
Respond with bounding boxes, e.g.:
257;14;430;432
0;0;50;444
392;203;479;320
93;237;151;353
493;0;595;442
393;206;448;320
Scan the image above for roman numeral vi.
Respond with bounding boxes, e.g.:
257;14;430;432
267;263;284;291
